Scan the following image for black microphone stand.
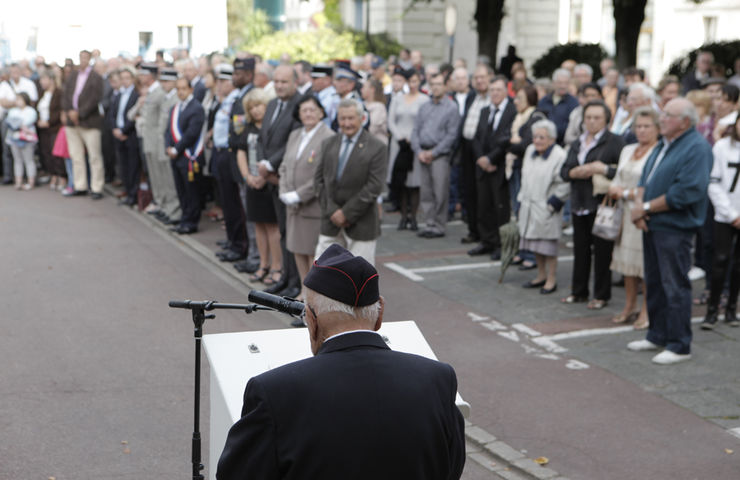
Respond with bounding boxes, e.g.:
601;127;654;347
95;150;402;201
168;299;289;480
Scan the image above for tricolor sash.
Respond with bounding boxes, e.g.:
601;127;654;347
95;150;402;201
170;102;205;181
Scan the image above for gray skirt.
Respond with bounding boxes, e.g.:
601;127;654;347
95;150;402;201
520;238;558;257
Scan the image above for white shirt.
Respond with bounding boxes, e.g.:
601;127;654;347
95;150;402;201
488;97;509;132
0;77;39;102
576;128;605;166
708;137;740;223
37;90;52;123
454;91;468;116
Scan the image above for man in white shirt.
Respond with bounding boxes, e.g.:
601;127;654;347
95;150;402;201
0;63;39;183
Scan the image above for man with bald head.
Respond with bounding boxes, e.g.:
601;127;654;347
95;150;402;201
258;64;303;298
217;244;465;480
628;98;712;365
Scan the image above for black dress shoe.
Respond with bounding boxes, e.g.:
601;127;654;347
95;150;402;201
264;279;288;294
460;234;479;244
166;217;181;225
90;192;103;200
218;250;246;262
156;214;170;224
468;244;494;256
540;285;558;295
522;279;546;289
71;190;88;196
408;217;418;231
174;225;197;234
216;239;232;248
278;286;301;299
397;217;408;230
489;249;501;260
234;259;260;273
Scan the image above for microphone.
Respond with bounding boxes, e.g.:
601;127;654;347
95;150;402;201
248;290;305;317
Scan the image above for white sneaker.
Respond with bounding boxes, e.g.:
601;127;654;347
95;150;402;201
627;339;660;351
563;226;574;236
688;266;705;281
652;350;691;365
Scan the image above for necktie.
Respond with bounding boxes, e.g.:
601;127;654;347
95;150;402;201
271;100;283;125
336;137;352;180
489;107;499;131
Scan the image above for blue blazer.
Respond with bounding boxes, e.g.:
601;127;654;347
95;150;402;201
164;99;205;160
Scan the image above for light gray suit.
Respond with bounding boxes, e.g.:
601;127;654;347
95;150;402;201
154;90;181;219
314;129;388;242
279;122;335;255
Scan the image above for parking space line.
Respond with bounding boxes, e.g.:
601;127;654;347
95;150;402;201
384;255;574;281
384;262;425;281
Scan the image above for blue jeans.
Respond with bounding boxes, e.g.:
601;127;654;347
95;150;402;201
448;163;461;216
644;229;694;354
65;157;74;190
509;167;521;215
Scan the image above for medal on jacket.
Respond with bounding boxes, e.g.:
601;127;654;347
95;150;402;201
170;102;205;161
188;160;194;182
232;114;246;135
308;150;315;163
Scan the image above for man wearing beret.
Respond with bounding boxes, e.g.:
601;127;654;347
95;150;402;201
217;244;466;480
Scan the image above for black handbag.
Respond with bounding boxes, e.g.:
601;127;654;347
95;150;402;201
394;139;414;173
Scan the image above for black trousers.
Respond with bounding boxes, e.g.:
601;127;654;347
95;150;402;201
571;212;614;300
171;156;202;229
212;149;247;254
460;139;479;238
709;221;740;309
115;135;140;200
476;169;510;249
695;202;715;290
271;188;300;290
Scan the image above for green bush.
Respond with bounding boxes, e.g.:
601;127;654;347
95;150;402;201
531;42;608;80
244;27;357;64
667;40;740;79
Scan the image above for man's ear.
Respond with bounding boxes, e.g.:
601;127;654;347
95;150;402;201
373;296;384;332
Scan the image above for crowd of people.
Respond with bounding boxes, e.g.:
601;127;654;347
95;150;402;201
2;46;739;362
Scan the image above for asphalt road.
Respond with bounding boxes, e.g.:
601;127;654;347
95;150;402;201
3;185;740;480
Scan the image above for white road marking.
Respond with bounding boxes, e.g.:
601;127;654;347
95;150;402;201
498;330;520;342
566;359;590;370
467;312;490;322
728;427;740;440
384;262;424;281
512;323;542;337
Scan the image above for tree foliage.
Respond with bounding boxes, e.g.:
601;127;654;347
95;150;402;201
532;43;607;80
244;25;356;64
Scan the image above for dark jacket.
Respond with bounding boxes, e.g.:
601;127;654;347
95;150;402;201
62;68;104;129
560;130;625;213
164;98;205;160
260;92;302;171
216;331;466;480
472;98;517;179
508;110;547;169
537;93;579;145
108;87;139;136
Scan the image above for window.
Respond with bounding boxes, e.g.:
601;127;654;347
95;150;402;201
702;16;717;43
178;25;193;50
139;32;153;57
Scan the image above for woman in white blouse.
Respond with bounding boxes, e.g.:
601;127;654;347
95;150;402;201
5;92;38;190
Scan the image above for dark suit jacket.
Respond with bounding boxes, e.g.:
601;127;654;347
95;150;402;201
164;98;205;160
192;79;206;103
472;99;517;180
108;88;139;136
315;129;387;241
260;93;302;171
62;68;104;129
216;331;466;480
560;130;625;213
44;89;63;131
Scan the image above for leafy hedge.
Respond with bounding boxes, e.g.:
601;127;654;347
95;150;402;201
667;40;740;79
531;42;608;80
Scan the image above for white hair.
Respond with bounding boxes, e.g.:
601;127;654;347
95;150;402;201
306;288;382;321
338;98;364;117
574;63;593;77
531;119;557;140
552;68;571;82
678;101;699;127
628;82;656;103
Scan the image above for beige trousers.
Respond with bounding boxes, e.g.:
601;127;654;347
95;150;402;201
315;230;377;266
65;126;104;193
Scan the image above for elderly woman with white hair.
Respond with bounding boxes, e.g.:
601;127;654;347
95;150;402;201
518;119;570;294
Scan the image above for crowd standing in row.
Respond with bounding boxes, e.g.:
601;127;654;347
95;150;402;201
1;47;739;361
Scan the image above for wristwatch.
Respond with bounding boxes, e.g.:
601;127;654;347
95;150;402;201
642;201;651;214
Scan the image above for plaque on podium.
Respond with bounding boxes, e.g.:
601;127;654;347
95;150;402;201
202;320;470;480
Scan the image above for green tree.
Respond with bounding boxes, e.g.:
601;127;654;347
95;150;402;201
227;0;273;48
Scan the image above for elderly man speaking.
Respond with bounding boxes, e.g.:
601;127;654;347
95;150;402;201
217;244;466;480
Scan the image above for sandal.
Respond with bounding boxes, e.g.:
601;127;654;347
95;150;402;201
262;269;283;286
633;315;649;330
561;295;588;304
612;311;638;324
249;267;270;283
587;299;608;310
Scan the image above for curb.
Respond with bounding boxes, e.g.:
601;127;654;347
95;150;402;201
106;186;568;479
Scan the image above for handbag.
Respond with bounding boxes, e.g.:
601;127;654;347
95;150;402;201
592;196;623;241
394;139;414;173
52;127;70;158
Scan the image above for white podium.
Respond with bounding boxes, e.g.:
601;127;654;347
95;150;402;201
202;321;470;480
